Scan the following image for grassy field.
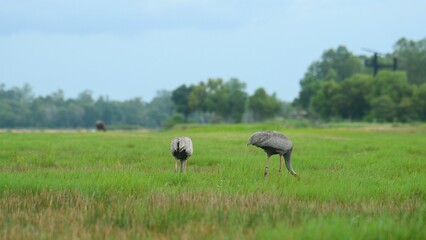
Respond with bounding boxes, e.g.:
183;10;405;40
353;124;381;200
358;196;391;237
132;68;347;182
1;123;425;239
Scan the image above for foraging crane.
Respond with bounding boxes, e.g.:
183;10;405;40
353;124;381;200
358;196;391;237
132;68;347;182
247;131;299;178
95;120;106;131
171;136;193;173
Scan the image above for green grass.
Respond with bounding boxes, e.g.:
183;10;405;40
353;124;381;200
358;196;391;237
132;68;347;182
1;124;426;239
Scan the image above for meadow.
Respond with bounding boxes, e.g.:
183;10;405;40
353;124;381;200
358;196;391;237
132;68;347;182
0;123;425;239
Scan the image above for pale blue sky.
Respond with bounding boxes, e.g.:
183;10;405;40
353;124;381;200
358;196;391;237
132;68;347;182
1;0;425;101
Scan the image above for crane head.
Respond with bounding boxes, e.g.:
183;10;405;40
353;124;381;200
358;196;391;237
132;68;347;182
294;172;301;180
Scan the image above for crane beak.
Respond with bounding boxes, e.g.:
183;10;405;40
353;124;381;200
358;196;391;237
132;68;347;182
294;172;301;180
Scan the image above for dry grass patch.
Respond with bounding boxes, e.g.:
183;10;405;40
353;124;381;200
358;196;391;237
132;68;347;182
1;190;424;239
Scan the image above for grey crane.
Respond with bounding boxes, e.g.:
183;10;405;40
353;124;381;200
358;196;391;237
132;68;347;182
171;136;193;173
247;131;299;178
95;120;106;131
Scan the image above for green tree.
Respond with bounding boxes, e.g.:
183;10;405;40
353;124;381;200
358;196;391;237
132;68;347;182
120;98;146;126
413;83;426;120
224;78;247;123
310;81;339;119
371;71;413;121
0;84;33;127
332;74;373;119
144;90;175;128
171;84;194;121
186;78;247;123
188;82;207;116
369;96;396;122
295;46;363;109
66;100;85;128
294;74;322;109
76;90;97;127
393;38;426;85
370;71;412;104
313;46;363;82
249;88;281;121
0;99;30;127
397;97;417;122
95;96;114;126
204;78;228;122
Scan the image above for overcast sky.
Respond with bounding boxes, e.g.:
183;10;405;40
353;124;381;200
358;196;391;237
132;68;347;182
1;0;425;102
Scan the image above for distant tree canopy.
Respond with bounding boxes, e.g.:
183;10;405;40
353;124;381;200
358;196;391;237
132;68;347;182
0;79;290;129
171;78;284;124
295;37;426;122
171;85;193;120
0;84;175;129
248;88;281;122
294;45;365;109
394;38;426;85
2;37;426;129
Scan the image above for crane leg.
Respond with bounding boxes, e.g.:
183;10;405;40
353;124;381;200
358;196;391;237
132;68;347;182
183;159;187;173
175;159;178;172
264;156;270;176
180;160;184;173
279;154;283;173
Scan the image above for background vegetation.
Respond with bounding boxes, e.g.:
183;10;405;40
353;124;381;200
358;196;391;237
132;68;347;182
1;124;425;239
0;79;283;129
1;37;425;130
294;38;426;122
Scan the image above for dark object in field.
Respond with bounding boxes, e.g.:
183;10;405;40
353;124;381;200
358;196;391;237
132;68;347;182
171;136;193;173
95;120;107;131
247;131;298;178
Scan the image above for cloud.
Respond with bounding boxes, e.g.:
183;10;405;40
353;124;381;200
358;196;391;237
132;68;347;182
0;0;267;35
2;0;425;35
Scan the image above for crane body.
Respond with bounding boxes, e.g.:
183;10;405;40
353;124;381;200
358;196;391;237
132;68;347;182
248;131;298;178
171;136;193;173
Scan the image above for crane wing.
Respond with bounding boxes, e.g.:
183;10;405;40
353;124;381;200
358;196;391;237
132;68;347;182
248;131;293;152
171;137;193;155
180;137;193;155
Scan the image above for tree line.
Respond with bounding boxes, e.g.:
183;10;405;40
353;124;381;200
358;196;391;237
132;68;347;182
0;85;175;129
1;37;425;129
171;78;284;124
0;79;290;129
294;38;426;122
